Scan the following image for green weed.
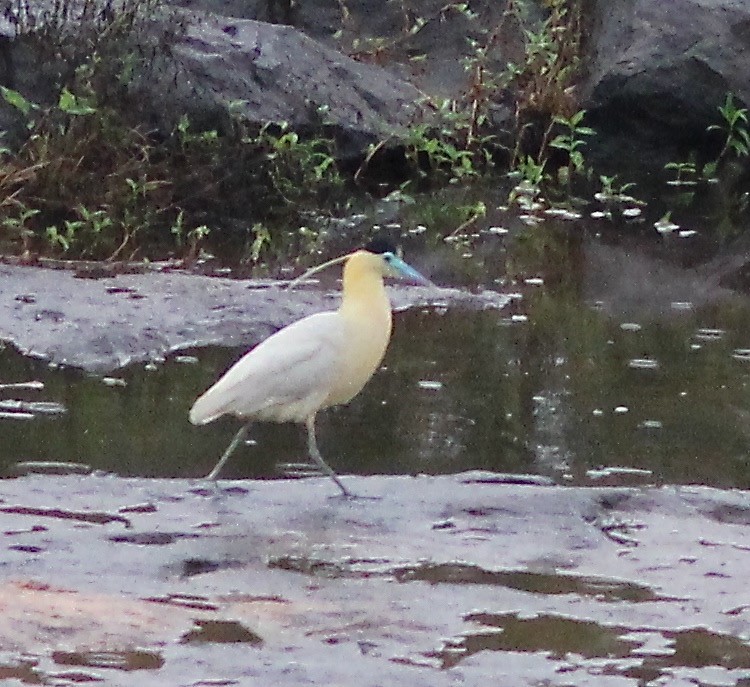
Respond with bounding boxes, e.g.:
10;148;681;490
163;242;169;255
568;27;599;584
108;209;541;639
659;93;750;235
255;122;343;205
548;109;595;194
702;92;750;182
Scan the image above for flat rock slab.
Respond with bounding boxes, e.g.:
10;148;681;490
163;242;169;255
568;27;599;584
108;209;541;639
0;264;510;372
0;473;749;685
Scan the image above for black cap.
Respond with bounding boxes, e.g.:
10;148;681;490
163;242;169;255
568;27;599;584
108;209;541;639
364;238;396;254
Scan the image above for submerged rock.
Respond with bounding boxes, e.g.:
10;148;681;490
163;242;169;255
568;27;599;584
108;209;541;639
0;263;511;372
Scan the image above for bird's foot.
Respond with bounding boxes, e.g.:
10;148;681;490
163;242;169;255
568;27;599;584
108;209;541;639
330;491;381;501
329;480;383;500
277;462;380;500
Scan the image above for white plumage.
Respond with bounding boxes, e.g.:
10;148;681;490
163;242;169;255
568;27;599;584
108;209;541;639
190;312;344;425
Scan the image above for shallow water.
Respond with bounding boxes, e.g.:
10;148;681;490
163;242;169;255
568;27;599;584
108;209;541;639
2;220;750;489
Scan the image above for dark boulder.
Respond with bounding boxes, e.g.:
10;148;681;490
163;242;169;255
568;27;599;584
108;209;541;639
581;0;750;177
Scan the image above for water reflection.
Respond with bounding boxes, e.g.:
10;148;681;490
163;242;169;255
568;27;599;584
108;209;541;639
2;227;750;488
434;612;750;679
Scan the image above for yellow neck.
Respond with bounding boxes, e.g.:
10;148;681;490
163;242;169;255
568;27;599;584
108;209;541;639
321;250;392;408
339;250;390;319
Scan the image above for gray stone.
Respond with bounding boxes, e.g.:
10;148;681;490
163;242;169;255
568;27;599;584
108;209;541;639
0;473;749;685
0;262;511;372
582;0;750;174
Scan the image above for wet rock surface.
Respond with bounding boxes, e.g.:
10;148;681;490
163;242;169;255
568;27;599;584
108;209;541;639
0;263;510;372
0;473;749;685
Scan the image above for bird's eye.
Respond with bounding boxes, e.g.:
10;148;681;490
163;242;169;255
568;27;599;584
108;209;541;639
383;252;394;262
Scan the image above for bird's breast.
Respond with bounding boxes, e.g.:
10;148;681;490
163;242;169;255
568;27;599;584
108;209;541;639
324;301;392;408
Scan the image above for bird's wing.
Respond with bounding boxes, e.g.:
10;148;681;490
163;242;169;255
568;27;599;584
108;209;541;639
189;312;345;424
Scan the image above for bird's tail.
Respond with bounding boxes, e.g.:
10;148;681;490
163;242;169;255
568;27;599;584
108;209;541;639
189;387;226;425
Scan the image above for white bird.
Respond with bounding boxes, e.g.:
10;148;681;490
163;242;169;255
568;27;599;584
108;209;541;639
189;240;432;497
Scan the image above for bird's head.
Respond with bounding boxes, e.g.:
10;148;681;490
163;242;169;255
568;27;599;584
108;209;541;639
288;239;433;289
359;238;433;286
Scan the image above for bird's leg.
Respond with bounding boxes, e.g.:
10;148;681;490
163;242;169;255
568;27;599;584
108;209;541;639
205;424;250;480
305;415;353;498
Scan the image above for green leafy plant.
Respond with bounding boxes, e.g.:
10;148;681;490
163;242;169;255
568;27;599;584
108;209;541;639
176;114;219;148
592;174;644;220
662;159;698;208
548;109;595;194
703;92;750;180
657;93;750;237
58;87;97;116
511;0;584;159
255;122;343;205
403;120;479;184
1;86;39;120
0;68;353;263
664;160;698;187
249;222;273;263
171;211;210;263
446;200;487;240
0;80;170;258
2;207;40;255
510;155;546;188
596;175;637;203
357;108;486;189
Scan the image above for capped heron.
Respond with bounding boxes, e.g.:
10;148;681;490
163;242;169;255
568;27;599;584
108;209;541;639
189;240;432;497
